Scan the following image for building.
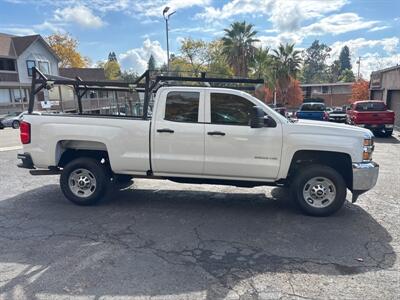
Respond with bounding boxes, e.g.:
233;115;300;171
370;65;400;129
57;67;140;115
300;82;353;108
0;33;60;114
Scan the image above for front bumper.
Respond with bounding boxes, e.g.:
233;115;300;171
352;161;379;201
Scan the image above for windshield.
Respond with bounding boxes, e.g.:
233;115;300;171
355;102;386;111
300;103;326;111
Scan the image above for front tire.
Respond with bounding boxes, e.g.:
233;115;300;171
60;157;109;206
291;164;347;216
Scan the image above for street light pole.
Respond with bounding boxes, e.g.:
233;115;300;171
163;7;175;72
356;56;361;80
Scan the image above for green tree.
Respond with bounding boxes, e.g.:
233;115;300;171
339;45;352;71
328;59;341;82
222;21;259;77
147;54;156;70
339;68;356;82
271;43;302;105
180;38;209;75
108;52;117;62
104;52;121;80
301;40;331;83
120;70;137;82
250;47;271;79
207;40;233;76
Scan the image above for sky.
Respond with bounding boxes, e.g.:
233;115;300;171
0;0;399;78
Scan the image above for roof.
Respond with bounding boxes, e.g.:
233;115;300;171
0;33;16;57
300;82;354;87
0;33;60;61
371;65;400;75
59;68;106;81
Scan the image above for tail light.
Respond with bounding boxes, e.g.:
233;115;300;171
20;121;31;144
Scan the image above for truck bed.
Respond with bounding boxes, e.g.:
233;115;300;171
22;114;151;174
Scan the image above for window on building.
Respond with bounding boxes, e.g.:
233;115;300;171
12;89;23;102
210;93;254;126
322;86;329;94
0;89;11;103
165;91;200;123
0;58;16;71
38;61;50;75
26;60;36;76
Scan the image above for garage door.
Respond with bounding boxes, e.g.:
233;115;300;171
387;90;400;129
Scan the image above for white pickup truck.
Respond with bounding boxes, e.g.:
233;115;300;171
17;71;379;217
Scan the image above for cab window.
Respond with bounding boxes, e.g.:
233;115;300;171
165;91;200;123
210;93;254;126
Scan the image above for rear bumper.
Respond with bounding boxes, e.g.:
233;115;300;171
17;153;35;169
355;124;394;131
352;161;379;191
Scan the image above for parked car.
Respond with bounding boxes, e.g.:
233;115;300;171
1;111;40;129
268;104;287;117
328;107;347;123
295;102;329;121
18;82;379;217
346;100;395;137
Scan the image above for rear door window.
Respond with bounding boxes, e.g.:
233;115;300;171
165;91;200;123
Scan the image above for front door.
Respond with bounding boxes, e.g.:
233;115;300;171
152;89;205;175
204;91;282;180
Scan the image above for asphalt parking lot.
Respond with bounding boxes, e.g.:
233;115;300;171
0;128;399;299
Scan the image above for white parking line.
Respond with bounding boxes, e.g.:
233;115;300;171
0;145;22;152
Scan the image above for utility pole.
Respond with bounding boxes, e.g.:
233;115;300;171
163;7;175;72
356;56;361;80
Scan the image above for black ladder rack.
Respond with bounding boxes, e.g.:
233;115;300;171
28;68;264;119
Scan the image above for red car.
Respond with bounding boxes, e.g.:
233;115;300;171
346;100;395;137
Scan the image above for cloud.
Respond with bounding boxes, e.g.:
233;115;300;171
328;37;400;77
0;27;36;36
301;13;378;36
54;5;106;28
196;0;348;32
368;25;390;32
119;39;167;74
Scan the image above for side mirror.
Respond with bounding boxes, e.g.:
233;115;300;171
250;106;265;128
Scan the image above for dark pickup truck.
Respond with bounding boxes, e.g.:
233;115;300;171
295;102;329;121
346;100;395;137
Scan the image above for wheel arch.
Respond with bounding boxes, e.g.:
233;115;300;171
56;140;110;168
287;150;353;190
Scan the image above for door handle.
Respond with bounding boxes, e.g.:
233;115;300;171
157;128;174;133
207;131;226;136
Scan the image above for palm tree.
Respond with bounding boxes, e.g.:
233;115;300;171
271;43;302;104
250;47;271;79
222;21;259;77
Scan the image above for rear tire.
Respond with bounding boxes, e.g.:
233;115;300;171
291;164;347;216
12;120;20;129
60;157;109;206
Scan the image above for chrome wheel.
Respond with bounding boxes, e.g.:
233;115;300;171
68;168;97;198
302;177;336;208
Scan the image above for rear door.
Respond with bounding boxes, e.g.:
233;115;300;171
152;89;205;175
204;91;282;180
